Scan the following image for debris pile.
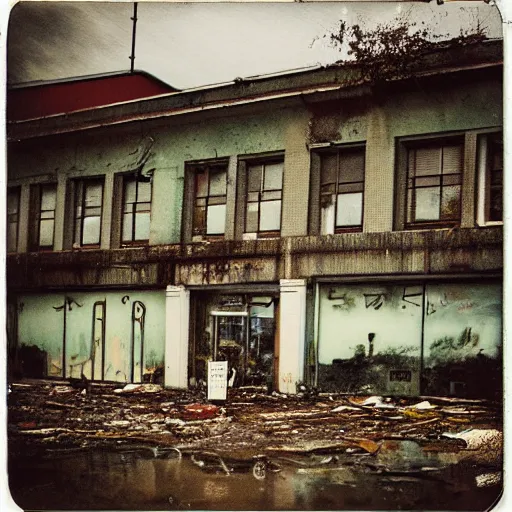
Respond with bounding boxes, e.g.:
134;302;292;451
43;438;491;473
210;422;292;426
8;379;502;476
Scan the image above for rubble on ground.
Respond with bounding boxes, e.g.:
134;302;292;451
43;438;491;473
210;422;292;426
7;379;503;472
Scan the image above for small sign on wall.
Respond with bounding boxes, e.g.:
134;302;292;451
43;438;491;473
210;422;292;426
207;361;228;401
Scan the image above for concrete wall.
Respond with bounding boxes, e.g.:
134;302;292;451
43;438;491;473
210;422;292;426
8;75;502;254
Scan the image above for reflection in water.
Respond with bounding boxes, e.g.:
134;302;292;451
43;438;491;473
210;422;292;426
8;445;501;511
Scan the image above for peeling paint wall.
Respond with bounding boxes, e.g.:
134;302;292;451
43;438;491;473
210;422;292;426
17;290;165;383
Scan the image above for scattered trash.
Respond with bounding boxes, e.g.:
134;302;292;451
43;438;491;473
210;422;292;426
114;383;162;394
409;401;437;410
17;421;37;429
50;386;74;395
182;404;219;420
105;420;131;428
475;472;501;488
331;405;360;412
360;396;396;409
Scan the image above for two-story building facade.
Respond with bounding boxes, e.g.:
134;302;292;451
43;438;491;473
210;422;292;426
6;40;503;399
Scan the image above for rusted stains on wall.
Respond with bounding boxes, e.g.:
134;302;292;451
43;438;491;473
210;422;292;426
307;97;370;144
7;227;502;290
176;258;277;286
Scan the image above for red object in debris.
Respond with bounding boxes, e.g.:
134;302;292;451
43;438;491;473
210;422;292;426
182;404;219;420
18;421;37;429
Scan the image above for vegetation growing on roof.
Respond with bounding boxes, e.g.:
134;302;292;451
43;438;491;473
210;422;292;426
328;16;487;85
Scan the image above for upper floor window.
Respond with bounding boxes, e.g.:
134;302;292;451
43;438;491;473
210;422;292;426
7;187;20;253
122;177;152;244
74;178;104;247
30;183;57;251
193;162;227;237
477;132;503;226
244;159;283;236
320;146;365;233
405;139;463;227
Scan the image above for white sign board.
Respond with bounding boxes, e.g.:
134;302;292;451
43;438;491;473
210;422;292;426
207;361;228;401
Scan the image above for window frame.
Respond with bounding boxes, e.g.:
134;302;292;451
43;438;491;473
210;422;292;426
121;175;152;245
7;186;21;253
182;159;229;242
29;182;57;251
238;153;285;239
476;131;503;227
73;177;104;248
313;144;366;235
395;134;465;231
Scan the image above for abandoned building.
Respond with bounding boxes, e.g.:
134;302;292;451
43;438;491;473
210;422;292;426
6;40;503;400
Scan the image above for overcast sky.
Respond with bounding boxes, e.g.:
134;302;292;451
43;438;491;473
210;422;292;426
6;1;503;89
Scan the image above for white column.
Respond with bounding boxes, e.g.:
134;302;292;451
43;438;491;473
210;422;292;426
278;279;306;394
165;285;190;389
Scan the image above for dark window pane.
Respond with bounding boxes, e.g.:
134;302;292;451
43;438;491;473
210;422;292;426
442;174;461;187
413;147;441;177
193;206;206;235
247;192;259;203
208;195;226;206
440;185;461;220
261;190;282;201
320;153;337;185
338;182;364;194
247;165;263;192
442;145;462;174
209;168;227;196
415;176;441;188
339;152;364;183
7;189;19;215
195;170;208;198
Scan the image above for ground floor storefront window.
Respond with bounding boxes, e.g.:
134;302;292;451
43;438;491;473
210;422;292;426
315;281;502;399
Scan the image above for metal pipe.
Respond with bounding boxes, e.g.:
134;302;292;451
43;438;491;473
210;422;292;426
129;3;138;73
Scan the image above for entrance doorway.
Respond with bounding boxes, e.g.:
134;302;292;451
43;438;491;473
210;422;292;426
190;294;277;389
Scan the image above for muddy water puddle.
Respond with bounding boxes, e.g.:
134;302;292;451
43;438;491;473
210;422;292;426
8;440;502;511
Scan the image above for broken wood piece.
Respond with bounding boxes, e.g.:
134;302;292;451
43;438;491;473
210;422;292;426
45;400;79;409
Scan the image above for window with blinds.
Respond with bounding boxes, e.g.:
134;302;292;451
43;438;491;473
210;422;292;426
319;146;365;234
406;142;463;226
